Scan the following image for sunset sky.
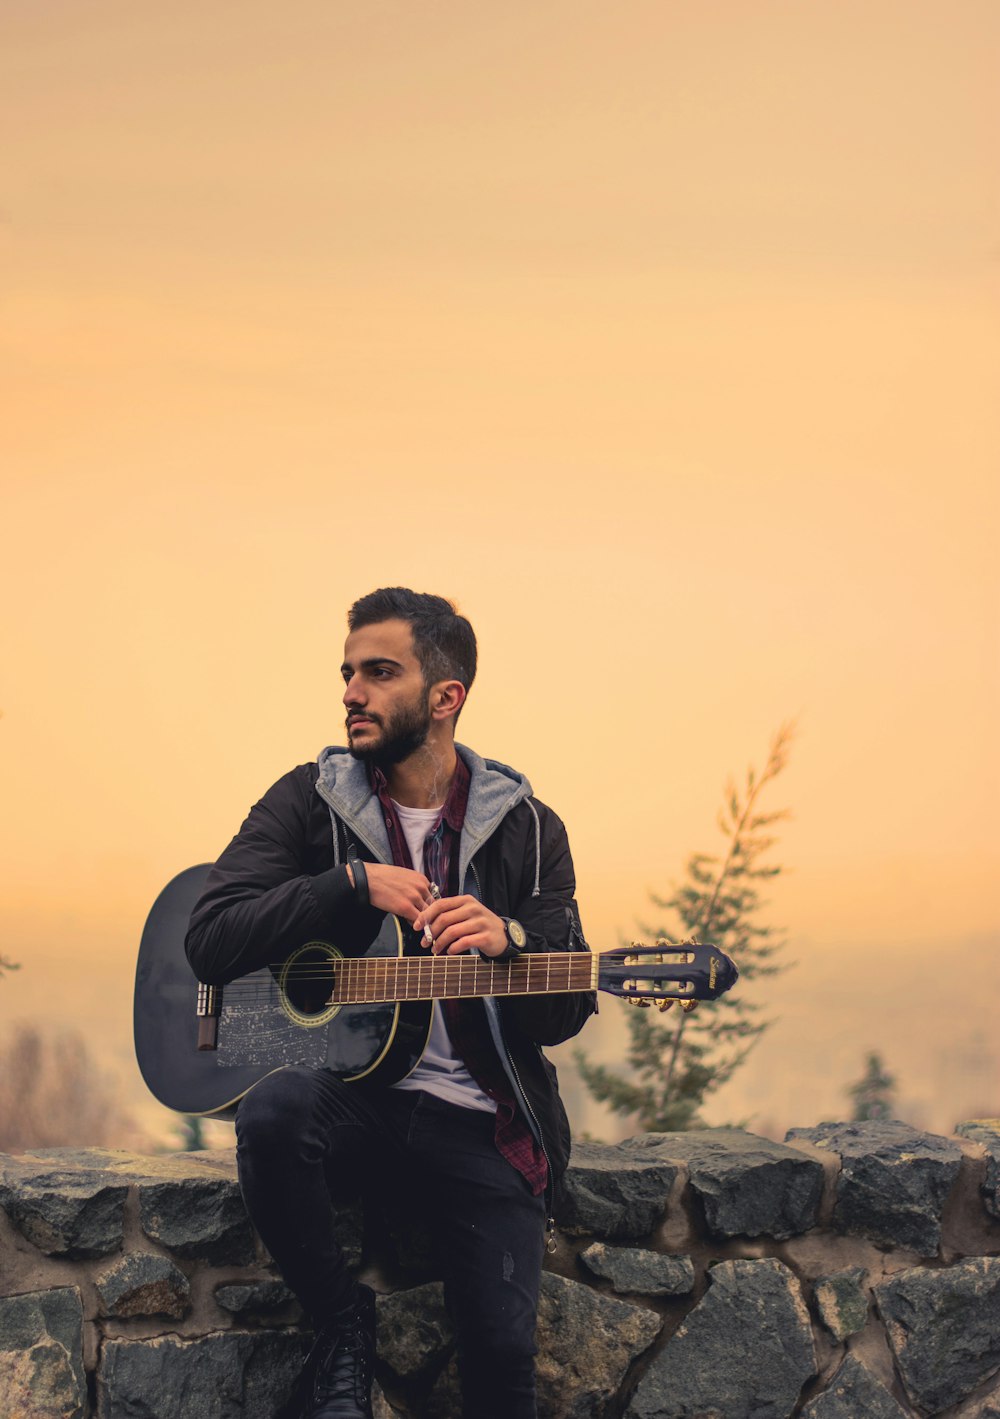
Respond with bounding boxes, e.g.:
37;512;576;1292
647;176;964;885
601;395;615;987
2;1;997;1143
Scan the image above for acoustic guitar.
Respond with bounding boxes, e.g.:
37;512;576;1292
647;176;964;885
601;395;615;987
134;864;739;1119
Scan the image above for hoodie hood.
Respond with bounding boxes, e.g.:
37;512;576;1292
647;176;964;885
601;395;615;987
315;743;532;886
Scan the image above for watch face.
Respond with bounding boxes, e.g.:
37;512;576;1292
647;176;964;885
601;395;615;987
507;919;527;950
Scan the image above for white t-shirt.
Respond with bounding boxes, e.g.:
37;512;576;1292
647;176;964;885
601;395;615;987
389;801;497;1113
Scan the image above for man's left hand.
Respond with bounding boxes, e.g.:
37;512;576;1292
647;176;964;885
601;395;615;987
412;895;509;957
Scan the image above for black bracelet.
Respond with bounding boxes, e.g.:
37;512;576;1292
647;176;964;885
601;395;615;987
350;858;370;908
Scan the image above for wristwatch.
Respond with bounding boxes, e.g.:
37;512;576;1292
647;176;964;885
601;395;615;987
500;918;528;959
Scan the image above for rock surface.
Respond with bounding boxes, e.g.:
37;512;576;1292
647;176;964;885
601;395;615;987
787;1119;962;1254
0;1152;129;1258
137;1175;255;1265
424;1271;662;1419
0;1287;87;1419
532;1272;662;1418
579;1242;695;1297
813;1267;868;1341
96;1252;191;1319
2;1125;999;1418
624;1257;816;1419
800;1353;907;1418
874;1257;1000;1414
956;1119;1000;1221
556;1140;677;1238
372;1379;401;1418
214;1279;299;1318
951;1388;1000;1419
376;1282;454;1385
625;1128;824;1239
97;1329;309;1419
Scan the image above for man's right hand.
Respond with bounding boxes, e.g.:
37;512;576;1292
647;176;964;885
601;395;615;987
347;863;435;924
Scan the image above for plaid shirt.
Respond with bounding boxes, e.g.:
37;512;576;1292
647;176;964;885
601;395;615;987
369;757;549;1195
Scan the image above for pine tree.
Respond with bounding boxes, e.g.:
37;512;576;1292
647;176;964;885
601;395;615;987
847;1051;896;1122
575;724;793;1133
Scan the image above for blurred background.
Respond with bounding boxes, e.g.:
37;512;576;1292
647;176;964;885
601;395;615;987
2;0;997;1153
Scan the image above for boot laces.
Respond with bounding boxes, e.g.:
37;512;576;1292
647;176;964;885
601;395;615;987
313;1316;371;1409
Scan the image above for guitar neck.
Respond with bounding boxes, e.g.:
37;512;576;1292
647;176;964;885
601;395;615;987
331;952;597;1005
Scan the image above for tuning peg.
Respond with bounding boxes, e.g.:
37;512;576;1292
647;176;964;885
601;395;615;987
657;999;675;1013
680;999;699;1014
632;998;651;1008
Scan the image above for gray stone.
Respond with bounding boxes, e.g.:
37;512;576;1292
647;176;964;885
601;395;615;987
138;1175;255;1265
624;1257;816;1419
0;1145;259;1266
813;1267;868;1341
372;1379;401;1418
625;1128;824;1240
579;1242;695;1297
556;1140;678;1239
97;1252;191;1319
424;1271;662;1419
97;1329;309;1419
0;1287;86;1419
800;1353;907;1419
956;1119;1000;1220
534;1272;662;1418
214;1279;300;1318
951;1386;1000;1419
0;1152;128;1257
0;1146;265;1263
376;1282;453;1384
787;1120;962;1254
874;1257;1000;1414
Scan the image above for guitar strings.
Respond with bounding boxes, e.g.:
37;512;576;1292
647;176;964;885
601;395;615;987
197;955;597;1002
202;961;595;984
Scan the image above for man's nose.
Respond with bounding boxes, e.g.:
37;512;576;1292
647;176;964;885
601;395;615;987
343;675;365;707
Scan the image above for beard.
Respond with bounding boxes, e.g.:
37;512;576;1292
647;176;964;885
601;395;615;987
346;695;433;768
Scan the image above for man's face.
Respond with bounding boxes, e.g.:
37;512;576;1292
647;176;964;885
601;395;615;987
341;618;433;767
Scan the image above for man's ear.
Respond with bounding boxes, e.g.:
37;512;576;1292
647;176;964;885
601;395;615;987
431;680;467;721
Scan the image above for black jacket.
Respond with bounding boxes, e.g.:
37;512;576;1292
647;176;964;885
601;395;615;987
185;747;596;1186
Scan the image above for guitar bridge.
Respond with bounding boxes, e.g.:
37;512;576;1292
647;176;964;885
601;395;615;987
196;982;222;1051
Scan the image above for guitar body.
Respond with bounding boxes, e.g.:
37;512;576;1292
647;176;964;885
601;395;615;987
135;866;737;1122
134;864;433;1119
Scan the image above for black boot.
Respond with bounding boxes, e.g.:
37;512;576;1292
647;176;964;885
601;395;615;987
301;1284;376;1419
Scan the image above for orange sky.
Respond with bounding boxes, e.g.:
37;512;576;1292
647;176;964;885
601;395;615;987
2;1;997;1142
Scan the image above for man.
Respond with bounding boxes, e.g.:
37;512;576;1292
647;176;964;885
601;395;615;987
185;588;596;1419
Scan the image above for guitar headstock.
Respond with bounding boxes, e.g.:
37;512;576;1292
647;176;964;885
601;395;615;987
597;941;738;1012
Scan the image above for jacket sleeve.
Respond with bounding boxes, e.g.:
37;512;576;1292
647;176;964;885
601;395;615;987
184;768;384;985
496;803;597;1046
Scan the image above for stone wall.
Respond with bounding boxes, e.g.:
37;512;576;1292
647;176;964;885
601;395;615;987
2;1119;999;1419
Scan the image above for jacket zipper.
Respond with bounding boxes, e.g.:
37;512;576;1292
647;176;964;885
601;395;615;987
504;1039;557;1252
470;859;558;1250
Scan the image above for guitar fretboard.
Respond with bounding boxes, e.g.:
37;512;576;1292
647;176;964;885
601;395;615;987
330;952;597;1005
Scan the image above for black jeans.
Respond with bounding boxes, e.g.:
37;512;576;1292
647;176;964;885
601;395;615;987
235;1067;546;1419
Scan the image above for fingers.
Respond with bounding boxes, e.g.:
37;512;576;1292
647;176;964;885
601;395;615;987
364;865;434;923
414;894;473;935
442;933;493;956
418;901;469;948
413;897;506;956
413;893;468;935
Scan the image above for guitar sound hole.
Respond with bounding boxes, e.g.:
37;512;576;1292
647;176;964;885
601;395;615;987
283;947;336;1017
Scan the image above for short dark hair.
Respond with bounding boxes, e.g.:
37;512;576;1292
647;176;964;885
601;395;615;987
347;587;477;695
